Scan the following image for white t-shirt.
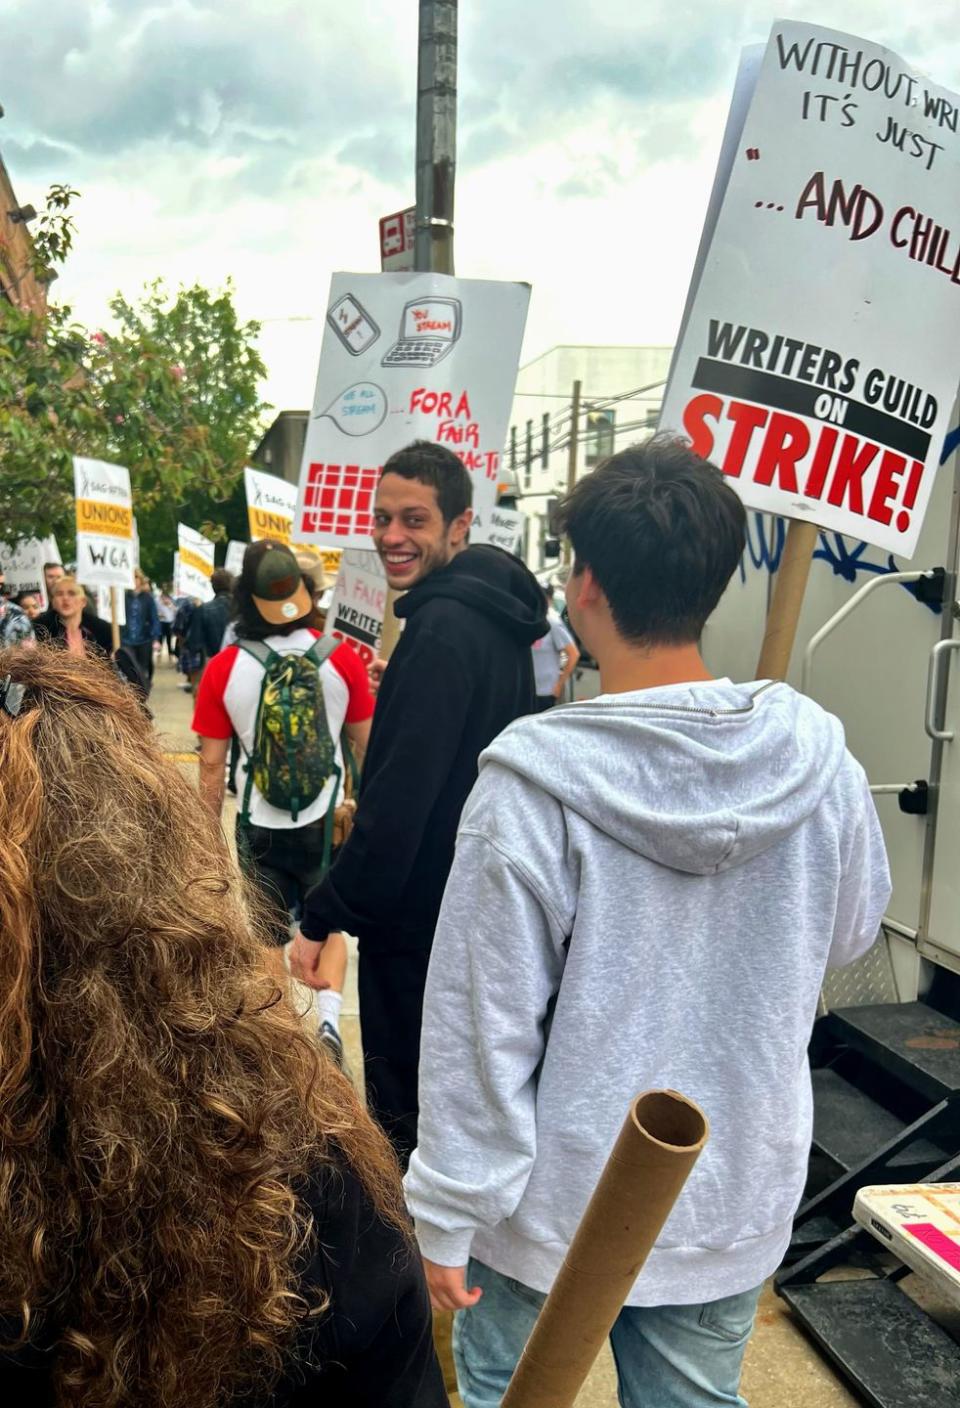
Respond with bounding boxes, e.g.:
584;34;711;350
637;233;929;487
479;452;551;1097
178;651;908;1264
531;608;575;696
192;628;374;828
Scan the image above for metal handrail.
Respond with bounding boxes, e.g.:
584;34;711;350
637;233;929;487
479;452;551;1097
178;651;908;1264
924;638;960;741
801;571;934;696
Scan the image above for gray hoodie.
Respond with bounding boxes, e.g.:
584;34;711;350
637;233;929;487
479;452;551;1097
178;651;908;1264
405;679;891;1306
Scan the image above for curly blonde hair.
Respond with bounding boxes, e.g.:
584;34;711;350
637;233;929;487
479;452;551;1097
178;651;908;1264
0;646;406;1407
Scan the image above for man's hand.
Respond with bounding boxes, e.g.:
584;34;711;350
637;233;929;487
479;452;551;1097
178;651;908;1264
423;1259;483;1312
367;656;388;695
288;929;333;990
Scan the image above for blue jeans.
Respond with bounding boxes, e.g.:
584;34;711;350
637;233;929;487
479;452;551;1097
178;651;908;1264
453;1259;761;1408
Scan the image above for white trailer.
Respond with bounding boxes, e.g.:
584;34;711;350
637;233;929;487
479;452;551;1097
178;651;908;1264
703;429;960;1004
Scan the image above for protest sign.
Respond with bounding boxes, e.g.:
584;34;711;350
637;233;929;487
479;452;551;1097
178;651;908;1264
474;505;525;555
245;466;299;542
323;548;386;669
659;21;960;558
177;523;215;602
95;583;125;627
225;540;247;577
294;272;530;550
73;456;135;589
0;536;61;607
245;466;342;577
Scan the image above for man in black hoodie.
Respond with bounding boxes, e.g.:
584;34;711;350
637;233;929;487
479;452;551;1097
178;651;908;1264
291;440;546;1161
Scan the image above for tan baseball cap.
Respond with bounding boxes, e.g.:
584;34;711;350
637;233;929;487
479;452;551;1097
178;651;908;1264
243;542;312;626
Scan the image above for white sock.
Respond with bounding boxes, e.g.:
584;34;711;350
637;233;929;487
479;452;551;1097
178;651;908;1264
315;989;343;1034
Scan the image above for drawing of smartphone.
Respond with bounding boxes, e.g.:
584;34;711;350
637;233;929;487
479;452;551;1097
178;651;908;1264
326;294;381;356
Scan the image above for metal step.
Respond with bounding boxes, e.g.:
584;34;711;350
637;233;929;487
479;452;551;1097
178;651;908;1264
780;1277;960;1408
811;1067;947;1175
828;1004;960;1104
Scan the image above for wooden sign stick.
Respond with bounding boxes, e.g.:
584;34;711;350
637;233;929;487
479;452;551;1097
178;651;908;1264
755;519;819;681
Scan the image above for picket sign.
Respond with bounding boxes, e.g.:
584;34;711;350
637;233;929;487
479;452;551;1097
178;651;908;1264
659;21;960;676
0;536;61;608
323;548;386;670
294;271;529;552
225;540;247;577
244;465;341;578
473;505;525;555
177;523;215;603
73;456;136;591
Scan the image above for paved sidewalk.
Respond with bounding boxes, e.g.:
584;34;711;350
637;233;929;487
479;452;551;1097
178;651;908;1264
151;650;855;1408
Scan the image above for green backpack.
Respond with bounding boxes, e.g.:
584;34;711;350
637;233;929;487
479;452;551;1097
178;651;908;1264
237;637;340;825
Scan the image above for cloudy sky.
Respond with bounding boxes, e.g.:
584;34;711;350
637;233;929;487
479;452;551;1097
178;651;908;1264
2;1;958;410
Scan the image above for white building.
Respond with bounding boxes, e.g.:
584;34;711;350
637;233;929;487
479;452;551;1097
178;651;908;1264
507;345;673;571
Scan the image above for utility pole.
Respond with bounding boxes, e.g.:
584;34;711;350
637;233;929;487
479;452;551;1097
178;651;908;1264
562;380;582;567
414;0;457;276
381;0;458;658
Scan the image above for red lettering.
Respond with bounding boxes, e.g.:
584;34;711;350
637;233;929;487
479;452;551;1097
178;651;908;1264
826;435;880;514
681;393;723;460
454;390;472;418
331;631;374;667
867;450;907;525
802;426;839;497
437;391;452;417
722;401;769;478
752;412;809;491
410;387;426;412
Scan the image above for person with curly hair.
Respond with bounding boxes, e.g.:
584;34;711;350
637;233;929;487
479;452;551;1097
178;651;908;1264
0;646;446;1408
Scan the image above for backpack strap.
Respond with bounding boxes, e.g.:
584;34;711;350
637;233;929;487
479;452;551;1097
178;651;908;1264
235;639;280;827
303;635;339;669
237;638;277;669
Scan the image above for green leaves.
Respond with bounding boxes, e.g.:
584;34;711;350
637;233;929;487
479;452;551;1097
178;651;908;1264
1;187;270;582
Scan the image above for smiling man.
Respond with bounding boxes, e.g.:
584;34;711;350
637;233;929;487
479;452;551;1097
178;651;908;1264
292;440;547;1162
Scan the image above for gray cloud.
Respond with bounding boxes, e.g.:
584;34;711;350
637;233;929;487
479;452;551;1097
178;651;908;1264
1;0;957;205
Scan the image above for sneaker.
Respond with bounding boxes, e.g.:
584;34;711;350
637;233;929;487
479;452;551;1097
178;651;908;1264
319;1020;344;1068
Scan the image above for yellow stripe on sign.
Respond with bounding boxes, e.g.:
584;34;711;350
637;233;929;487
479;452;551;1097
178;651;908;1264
180;547;213;577
76;499;133;538
248;507;293;542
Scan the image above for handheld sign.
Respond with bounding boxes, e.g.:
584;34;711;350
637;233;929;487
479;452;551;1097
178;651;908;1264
294;272;530;551
0;536;61;608
177;523;215;602
659;21;960;560
245;465;341;578
73;457;135;590
225;540;247;578
323;548;386;670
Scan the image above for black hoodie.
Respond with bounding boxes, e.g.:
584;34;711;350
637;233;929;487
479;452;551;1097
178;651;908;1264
302;544;546;950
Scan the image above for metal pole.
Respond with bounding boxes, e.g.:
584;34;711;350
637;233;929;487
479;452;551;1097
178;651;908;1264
382;1;458;660
562;380;582;567
414;0;457;275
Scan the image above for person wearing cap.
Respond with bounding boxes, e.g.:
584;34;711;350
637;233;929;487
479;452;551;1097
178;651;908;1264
191;542;375;1060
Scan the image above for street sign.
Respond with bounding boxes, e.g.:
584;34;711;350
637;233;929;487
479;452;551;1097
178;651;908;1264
379;207;416;272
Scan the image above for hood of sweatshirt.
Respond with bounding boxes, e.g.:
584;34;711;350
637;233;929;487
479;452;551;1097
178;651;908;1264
481;679;847;875
395;544;547;645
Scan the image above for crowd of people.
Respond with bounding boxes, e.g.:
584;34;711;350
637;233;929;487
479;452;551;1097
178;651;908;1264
0;435;889;1408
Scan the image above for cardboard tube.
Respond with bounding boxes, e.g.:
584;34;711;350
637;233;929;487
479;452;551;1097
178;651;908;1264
501;1090;708;1408
755;519;819;681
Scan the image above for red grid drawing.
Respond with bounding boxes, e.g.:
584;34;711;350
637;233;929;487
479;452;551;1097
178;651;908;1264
301;462;379;538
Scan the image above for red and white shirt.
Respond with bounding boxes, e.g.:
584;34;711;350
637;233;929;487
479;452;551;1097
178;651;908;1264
192;628;374;829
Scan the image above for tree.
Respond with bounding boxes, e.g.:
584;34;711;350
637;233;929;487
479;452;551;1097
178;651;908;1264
0;187;270;582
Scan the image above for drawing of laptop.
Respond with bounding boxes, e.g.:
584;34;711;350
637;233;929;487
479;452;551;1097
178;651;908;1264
381;297;462;369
